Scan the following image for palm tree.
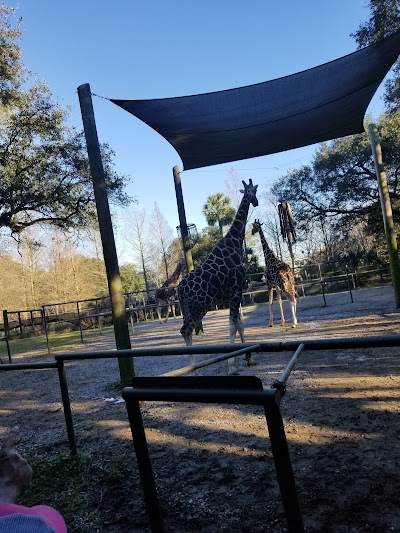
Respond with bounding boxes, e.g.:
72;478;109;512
202;193;236;237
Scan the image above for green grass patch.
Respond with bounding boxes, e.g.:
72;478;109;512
21;451;133;533
2;327;114;359
22;452;101;532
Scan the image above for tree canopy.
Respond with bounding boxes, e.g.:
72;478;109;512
351;0;400;112
272;113;400;246
0;4;132;238
0;4;22;106
270;0;400;262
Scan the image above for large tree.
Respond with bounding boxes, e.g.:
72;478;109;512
351;0;400;112
0;82;131;235
0;5;131;238
0;4;22;106
272;113;400;252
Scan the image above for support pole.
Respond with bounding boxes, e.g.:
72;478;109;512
264;395;304;532
173;165;194;272
368;123;400;307
173;165;203;334
78;83;134;384
124;396;164;532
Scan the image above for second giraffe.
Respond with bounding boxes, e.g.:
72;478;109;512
155;258;186;323
251;219;298;328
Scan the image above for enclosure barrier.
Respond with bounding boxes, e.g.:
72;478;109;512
160;344;260;376
272;342;305;396
122;375;304;533
2;263;393;360
0;360;76;454
2;334;400;531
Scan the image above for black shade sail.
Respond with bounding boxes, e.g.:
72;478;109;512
111;31;400;171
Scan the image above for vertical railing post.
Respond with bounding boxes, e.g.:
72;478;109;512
77;301;84;343
42;305;50;354
56;359;77;455
123;392;164;532
2;310;11;363
264;393;304;533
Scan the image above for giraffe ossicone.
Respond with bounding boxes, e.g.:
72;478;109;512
251;219;298;328
155;258;186;323
178;179;258;375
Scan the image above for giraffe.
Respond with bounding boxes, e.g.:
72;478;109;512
155;258;186;323
178;179;258;375
251;219;298;328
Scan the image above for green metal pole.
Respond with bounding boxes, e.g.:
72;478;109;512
78;83;134;384
173;165;194;272
173;165;203;334
368;123;400;308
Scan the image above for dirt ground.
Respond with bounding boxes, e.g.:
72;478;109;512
1;285;400;532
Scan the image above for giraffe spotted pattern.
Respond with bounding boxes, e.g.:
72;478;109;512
155;258;186;323
251;219;298;328
178;179;258;375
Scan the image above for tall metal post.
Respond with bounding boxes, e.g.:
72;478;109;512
78;83;134;384
173;165;194;272
368;123;400;307
173;165;203;334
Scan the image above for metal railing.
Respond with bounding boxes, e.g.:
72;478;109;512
2;334;400;530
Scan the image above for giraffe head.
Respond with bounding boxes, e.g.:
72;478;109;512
177;257;186;271
251;219;262;235
240;179;259;207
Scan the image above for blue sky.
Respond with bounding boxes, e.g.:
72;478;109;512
9;1;389;244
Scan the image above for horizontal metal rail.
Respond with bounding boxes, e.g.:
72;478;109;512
160;344;260;376
122;378;303;533
278;343;306;384
272;343;306;395
53;343;263;360
0;360;75;454
122;384;279;405
53;334;400;362
0;362;57;370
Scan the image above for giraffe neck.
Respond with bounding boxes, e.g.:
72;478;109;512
163;261;183;287
224;195;251;248
258;227;279;267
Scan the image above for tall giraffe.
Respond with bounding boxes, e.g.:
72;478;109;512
178;179;258;375
251;219;298;328
155;258;186;323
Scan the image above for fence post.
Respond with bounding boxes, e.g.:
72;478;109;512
368;123;400;307
2;310;11;363
264;394;304;532
42;306;51;354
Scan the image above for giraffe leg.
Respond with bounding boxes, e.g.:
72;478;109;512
268;288;274;327
156;302;163;324
283;288;297;327
276;288;285;327
228;315;239;375
235;306;254;366
181;317;201;374
289;294;297;327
